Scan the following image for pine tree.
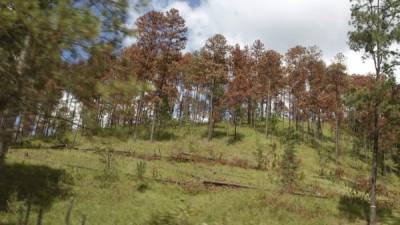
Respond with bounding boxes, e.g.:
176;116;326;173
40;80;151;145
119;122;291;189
326;53;348;163
135;9;187;141
348;1;400;223
200;34;230;141
225;45;251;139
0;0;128;164
257;50;284;136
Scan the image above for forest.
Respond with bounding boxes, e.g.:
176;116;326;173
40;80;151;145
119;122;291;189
0;0;400;225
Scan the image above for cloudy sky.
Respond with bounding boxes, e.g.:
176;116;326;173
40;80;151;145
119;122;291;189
126;0;399;81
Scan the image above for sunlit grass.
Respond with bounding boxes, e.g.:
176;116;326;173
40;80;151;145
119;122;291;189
1;121;399;225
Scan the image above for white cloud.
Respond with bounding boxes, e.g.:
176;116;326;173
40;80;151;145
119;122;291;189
126;0;398;81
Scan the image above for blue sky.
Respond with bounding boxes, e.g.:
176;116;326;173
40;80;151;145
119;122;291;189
187;0;201;8
126;0;399;81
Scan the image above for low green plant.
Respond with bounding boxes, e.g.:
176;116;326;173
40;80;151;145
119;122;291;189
136;161;147;180
6;191;20;214
280;128;301;187
268;114;279;134
147;210;191;225
96;148;119;186
253;139;267;170
270;142;278;169
136;161;149;192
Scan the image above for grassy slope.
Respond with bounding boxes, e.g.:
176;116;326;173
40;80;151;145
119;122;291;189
1;121;399;225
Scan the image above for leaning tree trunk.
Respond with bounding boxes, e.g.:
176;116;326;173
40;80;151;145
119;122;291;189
133;91;144;140
0;35;29;167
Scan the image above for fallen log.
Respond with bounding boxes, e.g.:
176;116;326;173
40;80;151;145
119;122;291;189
153;178;191;186
50;144;68;149
153;177;255;190
290;191;330;199
202;180;255;189
168;152;216;163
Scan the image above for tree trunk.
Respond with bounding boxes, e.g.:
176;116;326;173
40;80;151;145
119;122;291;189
0;114;16;167
252;101;256;128
317;112;322;137
0;137;9;167
369;109;379;225
178;94;184;126
260;98;264;119
234;111;237;139
265;80;271;137
381;148;386;176
150;104;157;142
133;91;144;140
288;93;292;129
207;87;214;141
180;90;190;127
0;35;30;159
247;98;251;125
313;114;321;159
14;115;23;144
364;130;368;161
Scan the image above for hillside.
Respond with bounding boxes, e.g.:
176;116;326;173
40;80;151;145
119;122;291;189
1;122;399;225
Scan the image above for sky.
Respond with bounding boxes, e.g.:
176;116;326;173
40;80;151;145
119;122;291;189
125;0;399;81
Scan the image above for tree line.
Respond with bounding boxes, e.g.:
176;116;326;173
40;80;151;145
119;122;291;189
1;2;399;172
0;1;400;224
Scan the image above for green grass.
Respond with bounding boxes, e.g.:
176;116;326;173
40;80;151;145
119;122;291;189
1;121;399;225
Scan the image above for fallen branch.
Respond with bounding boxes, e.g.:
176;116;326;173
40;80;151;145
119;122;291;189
290;191;330;199
203;180;255;189
50;144;68;149
168;152;216;163
153;178;193;186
